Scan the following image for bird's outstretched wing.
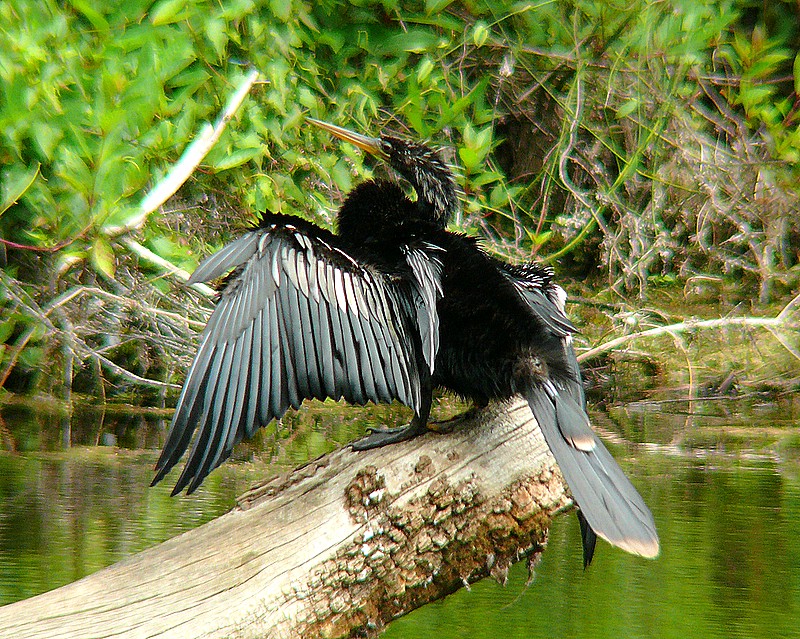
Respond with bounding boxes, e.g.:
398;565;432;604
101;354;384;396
504;260;659;562
153;214;443;494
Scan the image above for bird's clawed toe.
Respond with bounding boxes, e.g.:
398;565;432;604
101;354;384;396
351;422;426;450
428;405;485;433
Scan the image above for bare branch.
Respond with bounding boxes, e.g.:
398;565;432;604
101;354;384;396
105;68;263;237
578;313;799;363
122;238;216;298
92;352;180;390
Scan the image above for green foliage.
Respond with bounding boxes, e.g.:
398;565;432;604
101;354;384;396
720;24;800;161
2;0;797;266
0;0;799;396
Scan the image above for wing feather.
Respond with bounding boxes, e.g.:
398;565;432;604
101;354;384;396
267;290;286;417
277;281;302;410
355;296;391;403
297;285;324;400
335;297;366;405
366;284;413;405
227;323;251;446
187;233;260;284
313;293;336;397
324;277;348;399
154;217;444;493
257;303;271;427
499;261;576;338
244;310;262;438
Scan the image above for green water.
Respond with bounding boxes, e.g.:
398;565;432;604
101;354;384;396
0;398;798;638
384;462;800;639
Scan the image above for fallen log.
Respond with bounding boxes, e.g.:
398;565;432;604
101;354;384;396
0;399;571;639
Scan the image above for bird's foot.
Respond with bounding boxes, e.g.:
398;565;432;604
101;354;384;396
351;422;427;450
428;405;485;433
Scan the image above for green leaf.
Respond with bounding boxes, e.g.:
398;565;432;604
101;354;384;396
205;18;229;62
31;121;64;161
90;236;116;279
739;84;775;111
297;86;318;110
489;183;516;208
526;229;553;247
475;126;492;152
458;146;480;173
462;123;477;149
380;30;438;55
101;205;146;235
416;57;435;84
1;164;40;217
67;0;109;32
460;123;492;172
331;159;354;193
19;346;44;370
616;98;639;119
212;147;262;172
56;250;88;277
794;53;800;96
0;319;16;345
270;0;292;22
472;22;489;48
425;0;455;14
150;0;189;25
470;170;503;188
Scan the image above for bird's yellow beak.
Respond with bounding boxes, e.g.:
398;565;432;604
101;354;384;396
307;118;389;160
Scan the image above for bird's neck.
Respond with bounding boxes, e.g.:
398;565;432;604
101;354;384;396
337;181;424;242
404;165;456;229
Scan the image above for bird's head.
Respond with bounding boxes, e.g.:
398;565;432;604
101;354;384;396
309;118;458;228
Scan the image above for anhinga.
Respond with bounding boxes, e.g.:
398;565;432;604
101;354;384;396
152;118;659;565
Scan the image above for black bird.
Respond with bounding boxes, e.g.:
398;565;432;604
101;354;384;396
153;118;659;564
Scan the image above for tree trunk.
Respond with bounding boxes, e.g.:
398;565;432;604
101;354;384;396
0;399;571;639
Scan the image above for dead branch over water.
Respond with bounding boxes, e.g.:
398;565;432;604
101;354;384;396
578;291;800;363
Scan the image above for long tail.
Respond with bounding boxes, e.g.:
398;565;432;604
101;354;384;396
525;381;659;562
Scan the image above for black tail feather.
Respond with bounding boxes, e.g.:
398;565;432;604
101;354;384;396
577;510;597;568
525;384;659;559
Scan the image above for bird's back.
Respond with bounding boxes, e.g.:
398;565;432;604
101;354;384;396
429;233;570;403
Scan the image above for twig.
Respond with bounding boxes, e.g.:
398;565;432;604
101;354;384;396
669;332;695;432
578;312;799;363
628;393;765;406
109;71;264;298
0;325;37;391
556;61;597;222
74;285;208;329
122;238;216;298
763;326;800;364
567;295;628;312
92;353;180;390
0;278;86;389
777;290;800;322
105;68;262;237
0;275;206;392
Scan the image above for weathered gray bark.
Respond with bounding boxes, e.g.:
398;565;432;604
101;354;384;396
0;399;571;639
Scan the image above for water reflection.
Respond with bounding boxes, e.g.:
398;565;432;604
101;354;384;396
384;460;799;639
0;447;240;604
0;398;797;638
0;402;167;452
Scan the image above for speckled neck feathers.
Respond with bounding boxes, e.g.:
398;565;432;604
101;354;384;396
380;135;457;228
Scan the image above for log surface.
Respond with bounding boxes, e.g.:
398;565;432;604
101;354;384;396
0;399;570;639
